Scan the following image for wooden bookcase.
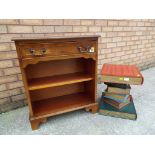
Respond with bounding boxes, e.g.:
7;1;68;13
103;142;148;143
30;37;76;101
13;35;100;130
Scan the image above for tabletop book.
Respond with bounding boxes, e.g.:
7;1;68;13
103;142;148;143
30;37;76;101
101;64;144;85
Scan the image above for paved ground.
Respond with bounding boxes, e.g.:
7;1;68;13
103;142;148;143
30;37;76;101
0;67;155;135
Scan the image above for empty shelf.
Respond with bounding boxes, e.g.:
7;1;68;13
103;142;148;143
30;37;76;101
28;72;93;91
32;93;94;119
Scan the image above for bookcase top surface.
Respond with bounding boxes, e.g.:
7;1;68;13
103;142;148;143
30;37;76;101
12;35;100;41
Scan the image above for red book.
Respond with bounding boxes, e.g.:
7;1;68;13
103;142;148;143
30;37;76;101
101;64;144;85
103;97;130;109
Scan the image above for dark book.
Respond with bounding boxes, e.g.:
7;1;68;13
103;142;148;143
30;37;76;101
103;97;130;109
99;93;137;120
104;82;131;89
104;92;130;104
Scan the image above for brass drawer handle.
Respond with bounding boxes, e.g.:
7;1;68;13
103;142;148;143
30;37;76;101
40;48;46;55
77;46;95;53
29;48;46;56
77;46;88;53
29;48;35;55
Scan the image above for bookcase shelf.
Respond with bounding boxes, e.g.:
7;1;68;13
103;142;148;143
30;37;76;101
13;35;99;130
28;72;93;91
32;93;94;119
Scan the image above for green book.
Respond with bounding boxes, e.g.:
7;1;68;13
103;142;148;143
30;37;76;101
104;92;130;104
99;93;137;120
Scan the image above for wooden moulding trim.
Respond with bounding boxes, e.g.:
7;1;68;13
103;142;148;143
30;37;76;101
12;35;101;41
30;103;98;121
21;54;97;68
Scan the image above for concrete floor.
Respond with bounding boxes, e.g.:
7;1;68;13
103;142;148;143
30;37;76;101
0;67;155;135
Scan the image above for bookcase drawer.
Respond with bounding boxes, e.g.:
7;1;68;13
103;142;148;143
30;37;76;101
19;40;96;59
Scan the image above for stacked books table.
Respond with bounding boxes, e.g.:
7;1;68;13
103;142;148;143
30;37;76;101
99;64;144;120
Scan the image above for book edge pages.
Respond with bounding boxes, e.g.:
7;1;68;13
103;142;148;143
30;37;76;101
104;94;130;103
101;75;143;85
99;109;137;120
108;87;130;95
103;99;130;109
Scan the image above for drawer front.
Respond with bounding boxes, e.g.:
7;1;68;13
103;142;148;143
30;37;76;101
19;40;97;59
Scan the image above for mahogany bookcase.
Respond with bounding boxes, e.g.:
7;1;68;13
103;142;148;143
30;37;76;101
13;35;100;130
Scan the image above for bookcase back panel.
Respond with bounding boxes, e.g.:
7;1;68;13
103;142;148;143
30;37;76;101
30;82;85;102
83;58;96;75
25;58;85;79
84;80;96;101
